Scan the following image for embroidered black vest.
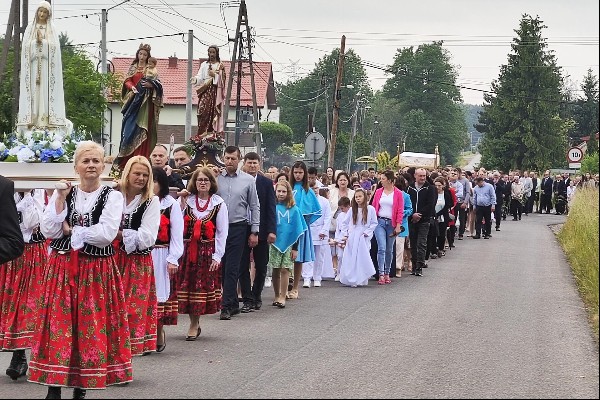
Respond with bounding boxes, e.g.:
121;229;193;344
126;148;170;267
120;198;154;255
49;186;115;256
155;205;171;246
183;203;221;240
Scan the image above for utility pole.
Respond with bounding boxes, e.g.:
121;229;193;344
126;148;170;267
223;0;260;152
327;35;345;169
346;95;359;172
185;29;193;141
11;0;21;119
101;8;108;149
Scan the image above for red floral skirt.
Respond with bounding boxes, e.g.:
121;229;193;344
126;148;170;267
0;241;46;350
177;239;222;316
116;250;157;356
28;251;132;389
157;277;178;326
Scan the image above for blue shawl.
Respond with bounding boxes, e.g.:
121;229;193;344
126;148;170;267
292;182;322;225
273;204;307;253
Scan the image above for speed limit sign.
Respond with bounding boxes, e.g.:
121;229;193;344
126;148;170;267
567;147;583;163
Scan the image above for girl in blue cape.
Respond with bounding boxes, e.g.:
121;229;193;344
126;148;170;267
269;181;307;308
288;161;321;299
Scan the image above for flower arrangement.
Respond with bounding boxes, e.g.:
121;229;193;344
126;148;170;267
0;128;89;163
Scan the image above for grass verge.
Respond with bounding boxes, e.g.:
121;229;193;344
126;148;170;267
557;188;599;340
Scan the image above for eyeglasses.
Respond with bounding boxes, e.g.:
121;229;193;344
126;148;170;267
196;178;210;183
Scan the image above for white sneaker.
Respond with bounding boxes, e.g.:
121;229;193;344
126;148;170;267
313;280;322;287
264;277;272;288
334;275;340;282
303;279;311;288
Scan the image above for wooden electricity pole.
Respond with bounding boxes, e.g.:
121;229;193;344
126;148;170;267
0;0;18;85
11;0;21;119
327;35;345;169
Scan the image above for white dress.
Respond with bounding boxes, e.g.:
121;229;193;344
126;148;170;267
17;10;67;131
151;196;184;302
302;195;334;281
338;205;378;287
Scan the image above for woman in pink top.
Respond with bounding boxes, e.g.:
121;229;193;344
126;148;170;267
371;170;404;285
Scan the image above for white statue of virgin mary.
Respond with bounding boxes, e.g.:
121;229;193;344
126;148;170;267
17;0;67;132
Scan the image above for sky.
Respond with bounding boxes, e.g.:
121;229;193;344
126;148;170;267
1;0;598;105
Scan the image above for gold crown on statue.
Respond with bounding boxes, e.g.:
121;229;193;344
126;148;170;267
138;43;151;53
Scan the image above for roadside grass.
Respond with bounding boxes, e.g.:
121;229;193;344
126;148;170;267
558;188;599;340
458;151;475;168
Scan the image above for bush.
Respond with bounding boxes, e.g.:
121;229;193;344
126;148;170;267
558;188;599;339
581;152;599;175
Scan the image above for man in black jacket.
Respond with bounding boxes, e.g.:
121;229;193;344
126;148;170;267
492;172;506;231
407;168;435;277
150;144;186;190
239;152;277;312
0;176;25;264
539;170;553;214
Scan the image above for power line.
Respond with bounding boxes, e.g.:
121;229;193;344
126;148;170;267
64;32;184;47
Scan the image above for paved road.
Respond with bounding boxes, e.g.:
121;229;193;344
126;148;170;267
1;213;598;399
463;153;482;171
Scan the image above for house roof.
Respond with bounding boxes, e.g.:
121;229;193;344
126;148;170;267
110;57;277;109
581;132;599;141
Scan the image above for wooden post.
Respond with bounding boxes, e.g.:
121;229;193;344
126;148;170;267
0;0;18;86
327;35;345;169
11;0;21;120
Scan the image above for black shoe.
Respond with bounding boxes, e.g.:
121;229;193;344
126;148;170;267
410;271;416;275
518;216;521;220
472;235;481;239
253;301;262;311
220;309;231;320
415;271;423;277
45;387;62;400
458;235;463;240
230;307;241;316
240;303;254;313
73;388;86;399
483;235;490;239
422;263;428;268
6;351;27;381
495;227;500;231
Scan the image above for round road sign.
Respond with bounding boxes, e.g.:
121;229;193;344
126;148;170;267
304;132;326;161
567;147;583;163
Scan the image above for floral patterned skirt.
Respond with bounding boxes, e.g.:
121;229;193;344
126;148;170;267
157;277;178;326
28;252;132;389
116;250;157;356
177;240;222;316
0;241;46;350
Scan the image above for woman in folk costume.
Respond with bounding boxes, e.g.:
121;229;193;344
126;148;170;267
0;191;45;381
287;161;321;299
151;167;184;352
17;1;67;132
30;141;132;399
269;181;307;308
113;43;164;173
178;168;228;340
191;45;226;142
115;156;160;356
338;189;378;287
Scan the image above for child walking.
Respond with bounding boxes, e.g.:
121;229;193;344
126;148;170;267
269;181;308;308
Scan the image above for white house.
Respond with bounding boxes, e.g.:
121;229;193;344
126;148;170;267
107;55;278;156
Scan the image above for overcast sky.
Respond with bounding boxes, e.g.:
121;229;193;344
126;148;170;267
2;0;598;105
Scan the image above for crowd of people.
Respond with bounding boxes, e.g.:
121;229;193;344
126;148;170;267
1;141;598;399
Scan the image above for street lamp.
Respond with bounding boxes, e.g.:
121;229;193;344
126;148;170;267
371;118;379;157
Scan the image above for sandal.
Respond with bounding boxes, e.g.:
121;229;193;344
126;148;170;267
156;330;166;353
273;301;286;309
286;290;298;299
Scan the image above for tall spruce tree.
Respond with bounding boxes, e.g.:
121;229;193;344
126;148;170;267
477;15;567;172
577;69;599;154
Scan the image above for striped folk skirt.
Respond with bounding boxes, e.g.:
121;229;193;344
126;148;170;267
177;239;222;316
28;251;132;389
0;241;46;350
116;250;158;356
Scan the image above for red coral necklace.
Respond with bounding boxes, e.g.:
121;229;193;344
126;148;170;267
195;195;211;213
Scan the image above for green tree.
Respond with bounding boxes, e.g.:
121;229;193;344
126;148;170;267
277;48;372;144
477;15;566;172
0;35;16;135
260;121;293;157
381;42;467;164
577;69;599;154
580;152;599;174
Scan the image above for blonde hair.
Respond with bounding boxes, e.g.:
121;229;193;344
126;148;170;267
74;141;104;165
275;181;295;209
120;156;154;202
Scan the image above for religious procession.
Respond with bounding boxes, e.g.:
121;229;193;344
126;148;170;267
1;1;599;399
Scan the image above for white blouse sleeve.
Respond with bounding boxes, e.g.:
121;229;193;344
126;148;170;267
213;202;229;263
340;208;351;238
320;199;332;237
16;194;41;231
167;200;185;266
364;206;379;238
41;191;68;240
72;190;123;250
122;196;161;254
